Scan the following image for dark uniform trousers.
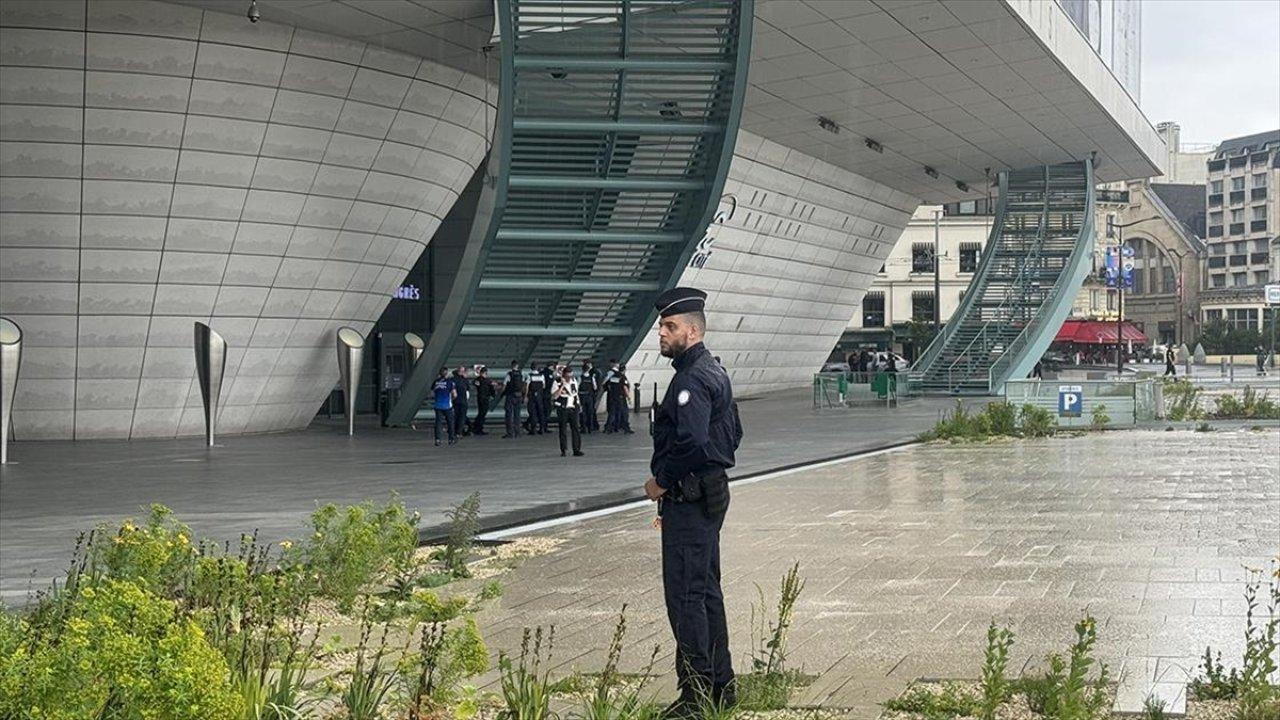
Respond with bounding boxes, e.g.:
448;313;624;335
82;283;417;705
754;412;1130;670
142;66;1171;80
453;398;468;437
503;395;521;437
661;483;733;697
579;390;597;432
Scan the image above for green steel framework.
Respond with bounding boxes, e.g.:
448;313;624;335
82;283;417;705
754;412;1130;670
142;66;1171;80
910;160;1096;395
388;0;753;425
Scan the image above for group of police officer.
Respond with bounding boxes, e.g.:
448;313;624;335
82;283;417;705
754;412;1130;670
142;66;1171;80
424;357;638;454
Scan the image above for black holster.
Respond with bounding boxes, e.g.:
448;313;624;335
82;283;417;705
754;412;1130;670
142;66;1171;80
678;469;729;518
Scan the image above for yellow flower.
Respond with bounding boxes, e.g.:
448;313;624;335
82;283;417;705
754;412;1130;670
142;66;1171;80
280;540;293;550
176;533;189;545
122;522;137;533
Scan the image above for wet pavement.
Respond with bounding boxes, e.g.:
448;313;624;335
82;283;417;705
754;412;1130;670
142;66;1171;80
0;390;978;601
471;428;1280;717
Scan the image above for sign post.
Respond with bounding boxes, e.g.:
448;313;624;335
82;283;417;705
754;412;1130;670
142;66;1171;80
1058;384;1083;418
1266;284;1280;369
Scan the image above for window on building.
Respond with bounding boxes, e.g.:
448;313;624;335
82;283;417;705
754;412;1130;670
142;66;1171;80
1253;173;1267;188
1256;271;1270;285
1212;274;1226;288
911;291;935;321
1234;240;1248;253
1253;206;1267;221
1211;243;1227;255
1206;309;1223;322
861;292;885;327
1257;239;1270;252
958;200;977;214
1162;265;1176;293
1211;180;1223;193
958;242;980;273
1131;267;1144;294
1226;308;1259;329
1232;176;1246;191
911;243;933;273
1233;272;1248;286
1231;209;1245;223
1210;211;1224;225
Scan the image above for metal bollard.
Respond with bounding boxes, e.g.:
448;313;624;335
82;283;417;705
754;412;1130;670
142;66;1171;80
1221;357;1227;377
1229;356;1234;382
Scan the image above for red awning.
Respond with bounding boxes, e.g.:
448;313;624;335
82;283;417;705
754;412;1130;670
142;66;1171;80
1054;319;1148;345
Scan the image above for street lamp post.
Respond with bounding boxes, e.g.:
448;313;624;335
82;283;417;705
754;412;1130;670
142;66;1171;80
1107;216;1160;378
933;209;942;335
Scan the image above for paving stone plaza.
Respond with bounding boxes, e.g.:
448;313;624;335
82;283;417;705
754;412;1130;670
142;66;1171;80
471;428;1279;717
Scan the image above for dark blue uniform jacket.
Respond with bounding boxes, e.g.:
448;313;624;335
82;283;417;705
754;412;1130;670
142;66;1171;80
651;342;739;489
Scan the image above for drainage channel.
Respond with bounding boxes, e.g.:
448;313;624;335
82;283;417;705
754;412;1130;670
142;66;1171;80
417;439;920;546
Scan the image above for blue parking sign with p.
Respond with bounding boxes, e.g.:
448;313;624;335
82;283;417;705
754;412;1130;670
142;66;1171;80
1058;385;1082;417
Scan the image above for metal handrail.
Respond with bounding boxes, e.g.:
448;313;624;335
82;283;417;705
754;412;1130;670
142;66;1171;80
939;168;1052;392
912;172;1012;375
988;161;1096;391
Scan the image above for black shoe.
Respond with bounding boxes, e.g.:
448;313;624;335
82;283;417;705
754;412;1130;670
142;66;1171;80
713;681;737;709
434;440;441;446
573;451;584;457
561;450;566;457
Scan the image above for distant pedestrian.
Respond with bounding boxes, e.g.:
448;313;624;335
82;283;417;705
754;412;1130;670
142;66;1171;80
527;363;548;434
886;354;898;373
580;360;601;433
1257;345;1268;376
1163;346;1177;377
1031;360;1043;379
502;360;524;439
604;359;622;433
472;365;494;435
618;364;635;434
431;366;456;446
552;366;584;457
451;365;470;438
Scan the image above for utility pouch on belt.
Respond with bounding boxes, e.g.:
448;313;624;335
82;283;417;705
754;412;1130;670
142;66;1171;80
679;471;729;518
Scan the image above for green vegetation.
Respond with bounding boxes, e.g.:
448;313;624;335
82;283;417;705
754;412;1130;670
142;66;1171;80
1141;695;1168;720
739;562;809;711
1214;386;1280;420
1196;318;1278;355
883;613;1111;720
0;494;511;720
980;622;1015;720
1163;378;1205;421
1190;566;1280;720
920;400;1058;442
1089;403;1111;430
298;495;419;611
1015;615;1112;720
441;492;483;578
498;626;559;720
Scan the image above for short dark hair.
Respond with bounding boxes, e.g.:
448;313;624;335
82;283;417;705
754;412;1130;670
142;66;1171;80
686;310;706;333
511;359;519;367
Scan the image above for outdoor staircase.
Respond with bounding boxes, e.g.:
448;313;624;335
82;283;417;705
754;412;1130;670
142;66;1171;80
912;161;1096;394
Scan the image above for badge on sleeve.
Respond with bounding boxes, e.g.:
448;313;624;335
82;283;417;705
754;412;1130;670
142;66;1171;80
677;389;690;406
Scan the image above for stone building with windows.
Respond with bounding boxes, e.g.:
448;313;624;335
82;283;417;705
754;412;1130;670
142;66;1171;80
1087;181;1207;347
839;200;994;361
1200;130;1280;334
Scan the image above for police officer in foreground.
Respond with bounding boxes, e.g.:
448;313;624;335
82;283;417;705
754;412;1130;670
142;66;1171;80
643;287;743;718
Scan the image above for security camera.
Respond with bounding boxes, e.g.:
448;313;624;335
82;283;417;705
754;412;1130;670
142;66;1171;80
247;0;260;23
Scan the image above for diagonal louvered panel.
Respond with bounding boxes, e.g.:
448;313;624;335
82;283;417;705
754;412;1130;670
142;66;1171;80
388;0;752;425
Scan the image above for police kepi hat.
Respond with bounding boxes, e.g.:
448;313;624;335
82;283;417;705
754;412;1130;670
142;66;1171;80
654;286;707;318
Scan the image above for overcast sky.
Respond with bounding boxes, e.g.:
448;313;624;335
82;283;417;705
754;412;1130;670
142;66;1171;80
1141;0;1280;147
